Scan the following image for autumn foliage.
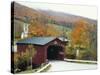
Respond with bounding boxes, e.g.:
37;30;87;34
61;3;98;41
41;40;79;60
28;19;62;37
71;19;90;48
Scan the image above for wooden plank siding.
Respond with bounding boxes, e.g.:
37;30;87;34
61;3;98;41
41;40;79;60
17;38;66;65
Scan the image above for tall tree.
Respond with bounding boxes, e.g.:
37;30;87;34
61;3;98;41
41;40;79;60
71;19;90;59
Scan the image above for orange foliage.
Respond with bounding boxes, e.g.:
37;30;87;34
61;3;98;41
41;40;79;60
71;19;90;48
28;19;62;37
28;19;46;37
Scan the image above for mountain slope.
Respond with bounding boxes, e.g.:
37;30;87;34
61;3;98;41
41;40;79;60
13;2;97;26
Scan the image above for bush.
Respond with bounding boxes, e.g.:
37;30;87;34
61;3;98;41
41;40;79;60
77;50;97;60
17;56;28;71
17;50;31;71
13;45;37;73
13;51;30;72
65;54;76;59
65;46;76;59
13;53;20;73
91;50;97;61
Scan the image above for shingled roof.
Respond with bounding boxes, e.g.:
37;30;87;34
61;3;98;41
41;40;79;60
17;37;68;45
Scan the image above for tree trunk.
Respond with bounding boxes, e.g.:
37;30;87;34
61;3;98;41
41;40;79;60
76;49;79;59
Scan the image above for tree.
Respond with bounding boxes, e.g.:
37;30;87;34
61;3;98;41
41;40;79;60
28;18;62;37
71;19;90;59
46;24;62;36
28;18;46;37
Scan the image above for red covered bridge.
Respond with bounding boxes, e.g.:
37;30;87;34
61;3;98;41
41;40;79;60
17;37;68;66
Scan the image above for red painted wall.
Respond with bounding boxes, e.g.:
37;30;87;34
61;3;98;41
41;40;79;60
32;45;46;65
17;38;66;65
17;44;28;53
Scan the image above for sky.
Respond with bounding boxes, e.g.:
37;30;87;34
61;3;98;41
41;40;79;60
17;1;97;20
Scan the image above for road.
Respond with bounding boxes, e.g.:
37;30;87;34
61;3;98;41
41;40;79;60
48;60;97;72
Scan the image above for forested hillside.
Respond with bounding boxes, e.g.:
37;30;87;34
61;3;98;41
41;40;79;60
12;2;97;60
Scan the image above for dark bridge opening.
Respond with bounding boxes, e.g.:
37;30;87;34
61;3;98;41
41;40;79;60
47;45;64;60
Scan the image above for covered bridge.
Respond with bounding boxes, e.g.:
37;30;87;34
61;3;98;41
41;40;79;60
17;37;68;66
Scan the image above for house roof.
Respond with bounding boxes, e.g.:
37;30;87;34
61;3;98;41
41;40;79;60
17;37;68;45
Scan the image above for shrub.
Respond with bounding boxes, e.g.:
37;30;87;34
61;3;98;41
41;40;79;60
65;46;76;59
13;53;20;72
13;50;31;72
91;50;97;61
14;45;37;72
17;56;28;71
17;50;31;71
66;54;76;59
77;50;95;60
